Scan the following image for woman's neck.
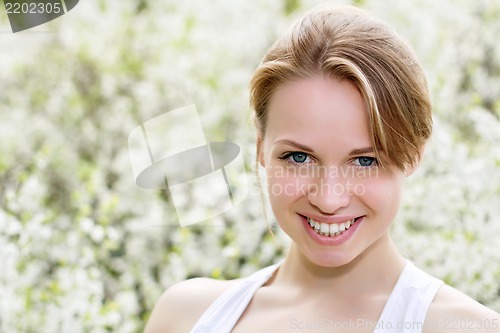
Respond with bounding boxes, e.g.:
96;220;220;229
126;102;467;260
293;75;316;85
271;232;405;300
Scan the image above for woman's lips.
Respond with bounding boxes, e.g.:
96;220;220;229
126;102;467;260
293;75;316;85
299;214;365;245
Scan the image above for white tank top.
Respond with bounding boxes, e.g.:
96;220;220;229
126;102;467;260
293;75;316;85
189;260;443;333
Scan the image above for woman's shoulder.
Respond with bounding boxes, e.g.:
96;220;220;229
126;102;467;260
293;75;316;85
424;283;500;333
143;276;242;333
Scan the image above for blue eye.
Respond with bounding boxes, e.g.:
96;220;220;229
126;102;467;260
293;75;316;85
291;152;308;163
280;152;311;164
354;156;377;167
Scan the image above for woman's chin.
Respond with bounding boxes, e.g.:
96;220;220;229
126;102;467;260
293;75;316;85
302;248;356;268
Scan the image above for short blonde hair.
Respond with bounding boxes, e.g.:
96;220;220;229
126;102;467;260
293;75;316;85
250;5;432;170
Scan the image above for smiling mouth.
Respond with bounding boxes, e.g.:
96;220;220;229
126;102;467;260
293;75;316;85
306;216;363;237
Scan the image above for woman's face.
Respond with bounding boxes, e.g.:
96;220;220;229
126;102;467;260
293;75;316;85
258;76;406;267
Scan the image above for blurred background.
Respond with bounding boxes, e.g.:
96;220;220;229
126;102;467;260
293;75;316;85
0;0;499;332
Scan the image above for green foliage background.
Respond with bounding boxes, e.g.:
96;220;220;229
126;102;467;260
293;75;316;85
0;0;499;332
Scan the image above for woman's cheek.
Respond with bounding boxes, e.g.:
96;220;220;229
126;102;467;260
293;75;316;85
358;175;404;215
267;167;310;203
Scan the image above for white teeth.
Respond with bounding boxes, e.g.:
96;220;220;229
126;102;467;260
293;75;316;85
306;217;358;237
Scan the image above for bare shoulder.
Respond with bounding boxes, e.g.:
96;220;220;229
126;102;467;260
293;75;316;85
424;284;500;333
143;277;242;333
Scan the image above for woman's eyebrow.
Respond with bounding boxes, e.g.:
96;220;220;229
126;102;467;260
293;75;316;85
274;140;374;156
273;139;314;152
349;147;374;155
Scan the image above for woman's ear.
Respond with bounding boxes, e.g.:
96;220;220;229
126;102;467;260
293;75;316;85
404;145;426;177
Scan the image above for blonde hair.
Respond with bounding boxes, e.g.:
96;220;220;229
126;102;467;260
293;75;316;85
250;5;432;170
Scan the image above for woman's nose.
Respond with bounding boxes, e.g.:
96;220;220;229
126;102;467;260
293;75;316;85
307;169;351;214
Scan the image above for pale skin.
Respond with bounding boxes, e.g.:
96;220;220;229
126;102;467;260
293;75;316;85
144;76;500;333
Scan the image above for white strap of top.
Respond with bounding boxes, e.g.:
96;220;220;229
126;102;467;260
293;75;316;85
189;263;280;333
373;261;444;333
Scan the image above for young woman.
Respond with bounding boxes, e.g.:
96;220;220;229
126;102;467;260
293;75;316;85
145;5;500;333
